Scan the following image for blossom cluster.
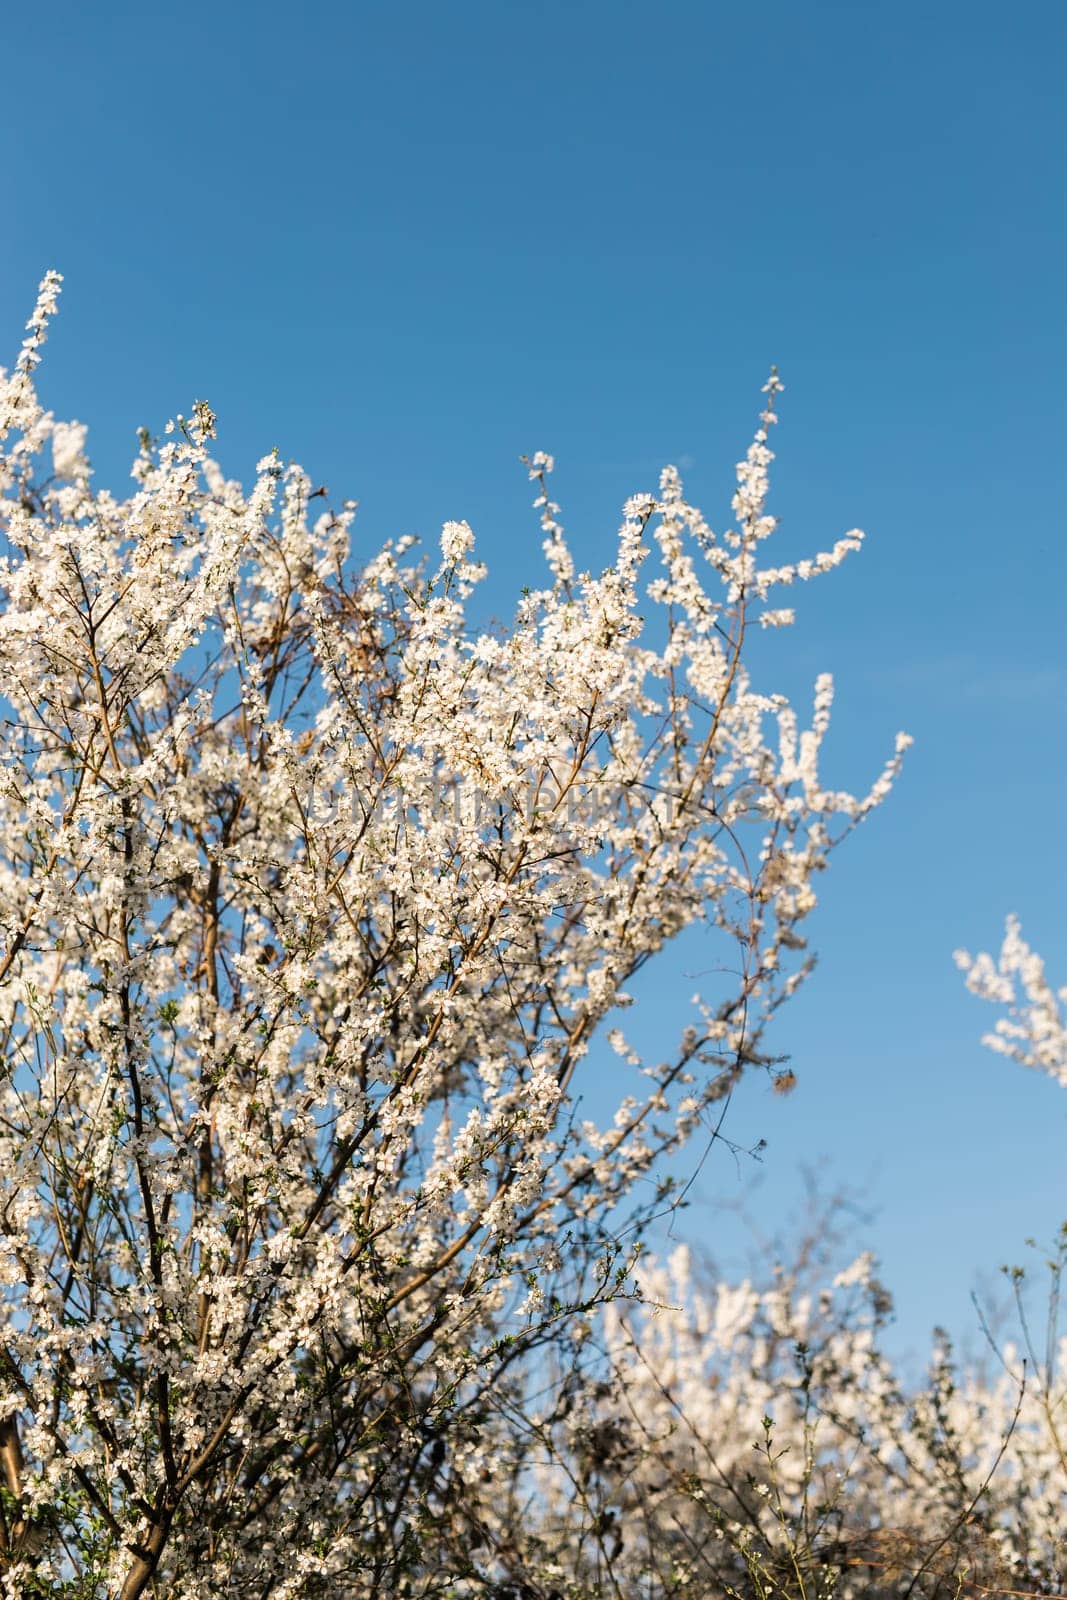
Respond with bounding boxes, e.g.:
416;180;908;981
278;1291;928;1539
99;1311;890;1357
956;917;1067;1085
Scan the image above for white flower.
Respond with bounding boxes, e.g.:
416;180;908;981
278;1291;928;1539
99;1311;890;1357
52;419;88;480
440;518;475;562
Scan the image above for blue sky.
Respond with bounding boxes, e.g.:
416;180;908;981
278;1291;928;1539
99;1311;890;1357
3;0;1064;1362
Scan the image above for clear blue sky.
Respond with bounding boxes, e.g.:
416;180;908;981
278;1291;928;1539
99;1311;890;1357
3;0;1064;1363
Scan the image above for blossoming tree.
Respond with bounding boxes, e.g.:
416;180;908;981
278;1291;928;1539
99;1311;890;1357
0;274;907;1597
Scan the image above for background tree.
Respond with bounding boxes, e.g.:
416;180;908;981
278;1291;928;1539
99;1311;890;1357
443;924;1067;1598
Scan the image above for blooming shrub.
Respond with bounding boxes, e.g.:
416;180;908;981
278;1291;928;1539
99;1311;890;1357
0;273;909;1597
